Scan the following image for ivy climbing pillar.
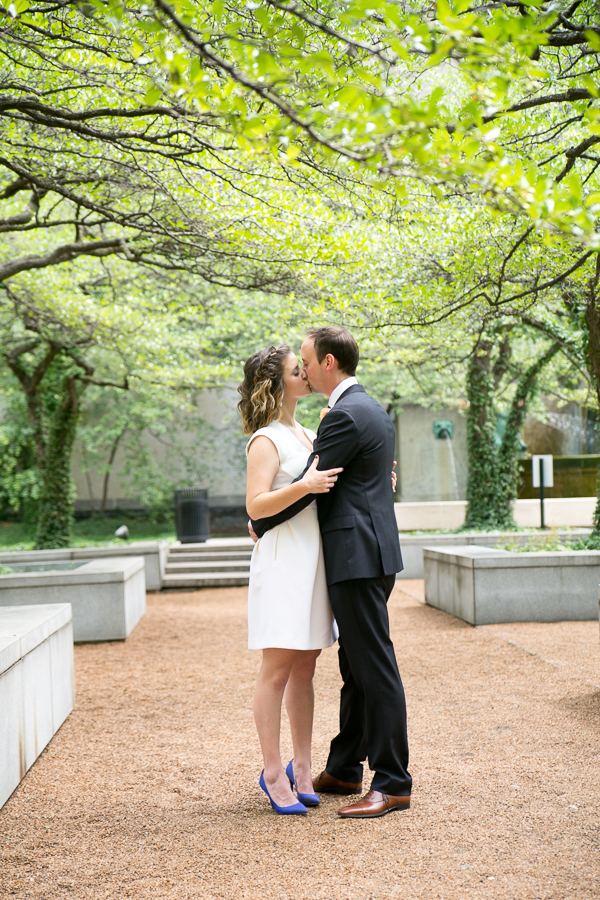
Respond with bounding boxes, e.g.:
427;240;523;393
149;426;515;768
584;257;600;541
35;375;80;549
462;340;501;531
494;342;561;529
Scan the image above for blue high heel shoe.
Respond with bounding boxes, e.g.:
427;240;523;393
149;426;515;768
286;760;320;807
259;771;308;815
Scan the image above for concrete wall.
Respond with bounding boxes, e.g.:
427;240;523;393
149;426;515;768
72;388;245;510
0;604;74;809
395;405;468;502
523;400;597;456
3;383;597;515
394;400;597;504
395;497;598;531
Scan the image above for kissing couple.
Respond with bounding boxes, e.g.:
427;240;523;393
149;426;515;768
238;326;412;819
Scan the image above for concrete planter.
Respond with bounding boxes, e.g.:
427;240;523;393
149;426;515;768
0;540;168;591
397;529;591;579
0;604;74;809
423;545;600;625
0;557;146;642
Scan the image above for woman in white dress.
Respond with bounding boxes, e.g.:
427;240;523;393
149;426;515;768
238;345;343;815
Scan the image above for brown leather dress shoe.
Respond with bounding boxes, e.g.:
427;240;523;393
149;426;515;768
312;769;362;795
337;789;411;818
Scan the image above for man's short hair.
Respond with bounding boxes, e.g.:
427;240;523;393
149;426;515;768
306;326;359;376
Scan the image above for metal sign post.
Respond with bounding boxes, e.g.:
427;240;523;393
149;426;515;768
532;455;553;529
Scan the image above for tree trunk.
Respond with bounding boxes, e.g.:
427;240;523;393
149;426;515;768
583;256;600;538
35;376;81;549
85;471;96;516
462;339;500;530
463;334;561;532
100;428;126;515
495;341;561;527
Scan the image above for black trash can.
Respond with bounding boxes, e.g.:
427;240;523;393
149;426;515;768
175;488;210;543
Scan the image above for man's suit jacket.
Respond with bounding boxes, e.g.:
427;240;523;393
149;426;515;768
251;384;403;585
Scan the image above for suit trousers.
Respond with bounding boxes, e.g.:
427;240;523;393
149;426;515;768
325;574;412;796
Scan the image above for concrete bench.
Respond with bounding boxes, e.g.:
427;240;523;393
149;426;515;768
397;529;591;579
0;604;74;809
423;545;600;625
0;557;146;642
0;540;168;591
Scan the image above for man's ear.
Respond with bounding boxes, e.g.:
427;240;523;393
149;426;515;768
325;353;336;372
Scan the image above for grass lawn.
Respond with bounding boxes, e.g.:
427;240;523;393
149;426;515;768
0;516;176;551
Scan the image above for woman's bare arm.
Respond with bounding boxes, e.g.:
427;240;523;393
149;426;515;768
246;435;343;520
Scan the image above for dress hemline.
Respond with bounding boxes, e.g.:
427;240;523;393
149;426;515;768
248;641;337;651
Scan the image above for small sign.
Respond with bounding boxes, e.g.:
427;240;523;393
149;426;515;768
532;455;553;488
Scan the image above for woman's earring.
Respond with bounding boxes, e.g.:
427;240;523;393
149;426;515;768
279;401;283;407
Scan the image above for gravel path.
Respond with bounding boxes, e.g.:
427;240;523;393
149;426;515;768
1;582;599;899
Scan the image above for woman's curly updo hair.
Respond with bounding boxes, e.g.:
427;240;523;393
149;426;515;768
238;345;292;436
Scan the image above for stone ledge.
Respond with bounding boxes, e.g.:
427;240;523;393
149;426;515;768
0;603;72;677
422;546;510;569
0;556;144;589
0;541;168;591
396;530;592;578
0;558;146;642
0;604;75;809
424;546;600;569
423;545;600;624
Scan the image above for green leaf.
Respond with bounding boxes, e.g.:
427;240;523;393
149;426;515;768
144;84;162;105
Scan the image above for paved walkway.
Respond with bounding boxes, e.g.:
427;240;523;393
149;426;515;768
1;582;599;899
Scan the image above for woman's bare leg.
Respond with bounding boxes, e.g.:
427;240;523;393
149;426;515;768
285;650;321;795
254;648;298;807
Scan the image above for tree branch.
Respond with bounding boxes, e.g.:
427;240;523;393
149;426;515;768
0;237;127;281
483;88;593;123
0;190;43;232
78;376;129;389
519;313;587;375
151;0;369;163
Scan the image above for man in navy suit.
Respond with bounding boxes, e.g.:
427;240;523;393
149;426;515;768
251;327;411;818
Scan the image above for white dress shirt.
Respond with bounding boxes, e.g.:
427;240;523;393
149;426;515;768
328;376;358;409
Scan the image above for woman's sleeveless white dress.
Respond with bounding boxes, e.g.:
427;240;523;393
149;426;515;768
246;421;337;650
